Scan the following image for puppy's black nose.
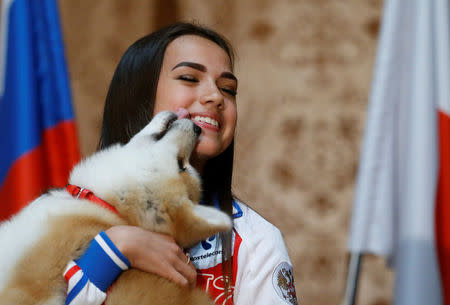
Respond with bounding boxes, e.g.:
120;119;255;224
193;124;202;136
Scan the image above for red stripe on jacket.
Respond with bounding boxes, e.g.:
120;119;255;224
196;231;242;305
436;110;450;305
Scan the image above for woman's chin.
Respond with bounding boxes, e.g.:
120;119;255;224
193;141;223;160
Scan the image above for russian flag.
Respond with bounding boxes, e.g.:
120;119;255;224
0;0;80;221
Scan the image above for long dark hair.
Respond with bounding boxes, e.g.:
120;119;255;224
99;22;235;298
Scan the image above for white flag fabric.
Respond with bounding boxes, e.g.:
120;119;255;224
348;0;450;304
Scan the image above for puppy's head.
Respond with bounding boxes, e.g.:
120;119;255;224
112;111;202;228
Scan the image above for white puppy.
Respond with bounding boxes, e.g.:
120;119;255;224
0;111;232;305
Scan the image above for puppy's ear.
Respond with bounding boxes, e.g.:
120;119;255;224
172;201;232;248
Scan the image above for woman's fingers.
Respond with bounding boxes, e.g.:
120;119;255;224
165;261;197;288
173;253;197;288
165;245;196;288
162;261;191;287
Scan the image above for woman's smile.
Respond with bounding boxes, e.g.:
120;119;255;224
190;112;221;132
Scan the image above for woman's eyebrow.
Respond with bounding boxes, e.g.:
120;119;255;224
172;61;237;83
172;61;206;72
221;72;238;83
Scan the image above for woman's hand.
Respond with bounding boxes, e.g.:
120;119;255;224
105;225;197;288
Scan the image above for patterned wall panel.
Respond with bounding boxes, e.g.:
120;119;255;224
59;1;392;304
59;0;157;155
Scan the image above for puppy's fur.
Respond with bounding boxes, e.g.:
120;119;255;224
0;111;232;305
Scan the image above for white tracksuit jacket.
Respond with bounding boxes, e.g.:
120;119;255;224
64;200;299;305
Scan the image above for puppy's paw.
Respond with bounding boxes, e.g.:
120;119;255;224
192;205;232;231
174;203;233;247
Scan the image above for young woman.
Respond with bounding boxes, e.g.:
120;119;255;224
64;22;298;305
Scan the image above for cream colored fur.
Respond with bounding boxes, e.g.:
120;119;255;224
0;111;232;305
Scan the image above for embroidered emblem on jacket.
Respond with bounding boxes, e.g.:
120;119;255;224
272;262;298;305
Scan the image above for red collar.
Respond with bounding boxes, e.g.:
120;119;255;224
66;184;119;215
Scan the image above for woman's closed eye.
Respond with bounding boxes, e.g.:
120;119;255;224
177;75;198;82
221;87;237;97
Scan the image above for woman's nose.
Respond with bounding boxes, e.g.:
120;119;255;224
199;86;224;109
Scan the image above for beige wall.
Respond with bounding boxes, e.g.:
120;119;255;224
59;1;392;304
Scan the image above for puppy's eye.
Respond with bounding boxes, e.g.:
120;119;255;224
178;158;187;172
151;115;177;141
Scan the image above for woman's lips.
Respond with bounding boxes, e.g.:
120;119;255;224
176;108;221;132
192;120;220;132
190;112;221;132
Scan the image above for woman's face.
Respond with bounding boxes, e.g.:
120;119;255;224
154;35;238;167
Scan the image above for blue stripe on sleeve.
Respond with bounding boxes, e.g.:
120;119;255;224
65;272;88;305
99;231;131;267
75;232;129;292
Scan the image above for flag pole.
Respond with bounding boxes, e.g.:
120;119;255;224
342;252;362;305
